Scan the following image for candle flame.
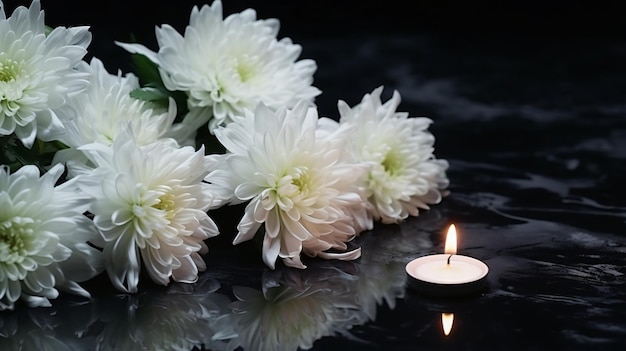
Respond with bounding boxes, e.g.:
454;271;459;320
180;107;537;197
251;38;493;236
442;313;454;336
444;224;457;255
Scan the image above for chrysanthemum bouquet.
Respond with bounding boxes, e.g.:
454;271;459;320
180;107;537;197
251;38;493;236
0;0;449;310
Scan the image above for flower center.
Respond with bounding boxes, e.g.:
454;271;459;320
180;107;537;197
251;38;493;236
235;55;258;83
0;59;20;83
285;167;310;195
291;174;309;195
267;166;311;211
153;193;177;219
0;218;35;264
382;149;403;177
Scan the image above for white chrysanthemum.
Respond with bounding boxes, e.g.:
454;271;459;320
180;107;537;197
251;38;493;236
0;164;103;310
74;135;221;293
117;0;320;132
53;57;203;173
0;0;91;148
323;86;449;224
55;58;199;148
205;102;368;269
56;57;177;149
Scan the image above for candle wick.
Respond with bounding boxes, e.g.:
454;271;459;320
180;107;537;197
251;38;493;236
447;254;454;265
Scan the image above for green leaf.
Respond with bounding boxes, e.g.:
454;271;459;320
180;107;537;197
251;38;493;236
0;136;65;174
128;53;190;121
124;50;192;124
130;87;168;102
131;53;164;88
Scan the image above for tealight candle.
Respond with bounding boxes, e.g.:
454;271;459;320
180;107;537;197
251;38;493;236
406;224;489;297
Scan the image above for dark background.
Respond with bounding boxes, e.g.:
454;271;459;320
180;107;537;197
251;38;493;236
4;0;624;118
4;0;626;70
3;0;624;143
5;0;625;38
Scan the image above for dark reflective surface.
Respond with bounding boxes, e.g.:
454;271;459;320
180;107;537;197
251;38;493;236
3;1;626;350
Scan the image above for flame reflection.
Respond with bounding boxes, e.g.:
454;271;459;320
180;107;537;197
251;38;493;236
442;312;454;336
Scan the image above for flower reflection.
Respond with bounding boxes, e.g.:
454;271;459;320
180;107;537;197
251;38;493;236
213;267;357;351
0;299;98;350
93;276;230;351
347;255;407;325
0;212;444;351
213;254;409;351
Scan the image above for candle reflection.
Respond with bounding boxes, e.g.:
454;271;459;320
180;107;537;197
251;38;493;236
441;312;454;336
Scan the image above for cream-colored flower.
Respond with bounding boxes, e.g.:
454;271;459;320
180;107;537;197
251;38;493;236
205;102;367;269
74;134;220;293
0;0;90;148
0;164;103;310
323;86;449;224
117;0;320;132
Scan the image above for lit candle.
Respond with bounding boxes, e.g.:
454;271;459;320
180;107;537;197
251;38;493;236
405;224;489;297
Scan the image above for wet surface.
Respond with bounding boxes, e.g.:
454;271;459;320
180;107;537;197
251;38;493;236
3;1;626;350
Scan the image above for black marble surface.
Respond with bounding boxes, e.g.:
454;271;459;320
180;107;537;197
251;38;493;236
2;1;626;350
